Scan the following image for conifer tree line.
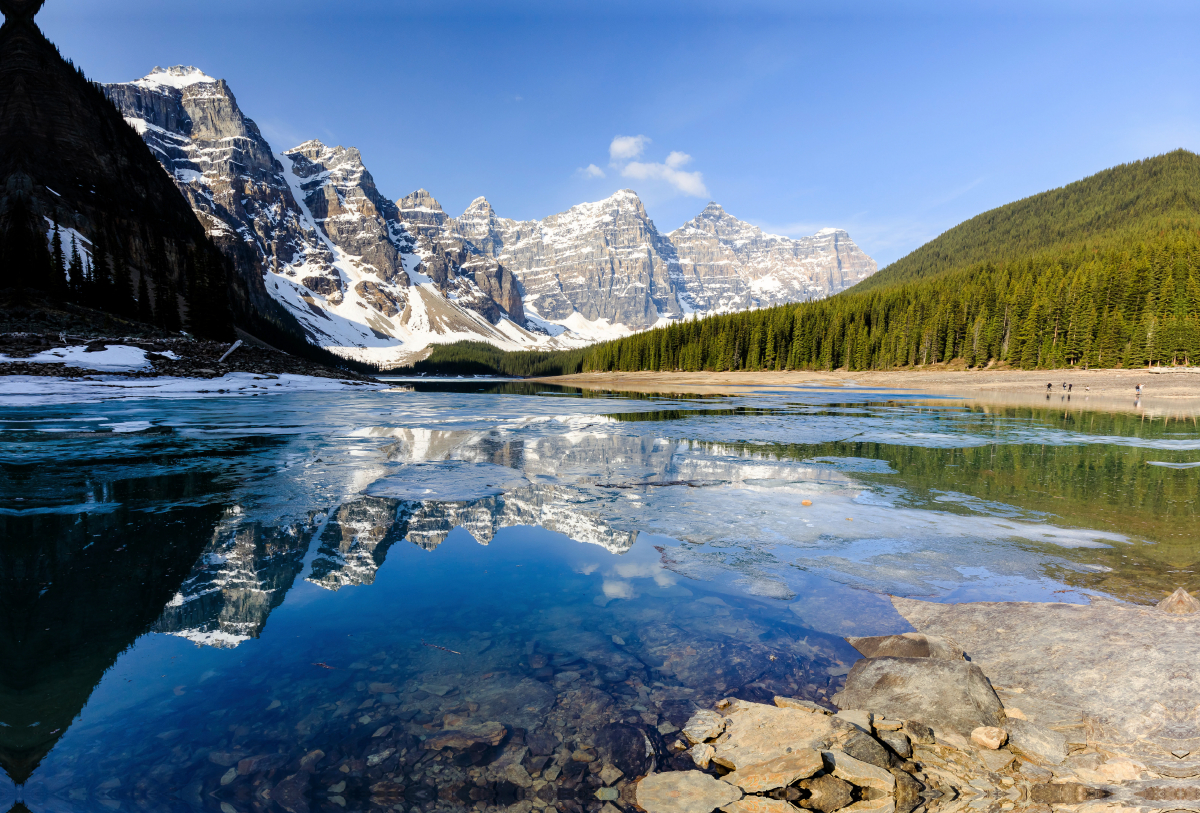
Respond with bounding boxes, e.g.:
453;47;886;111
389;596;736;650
0;194;232;339
581;225;1200;372
581;150;1200;373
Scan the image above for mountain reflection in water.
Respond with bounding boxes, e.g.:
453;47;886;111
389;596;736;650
0;386;1196;810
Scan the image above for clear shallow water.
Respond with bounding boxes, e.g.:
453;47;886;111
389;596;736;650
1;383;1197;812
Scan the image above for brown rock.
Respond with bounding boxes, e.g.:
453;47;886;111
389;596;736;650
636;770;743;813
724;749;824;793
682;709;726;744
712;699;841;770
798;773;854;812
236;753;287;775
970;726;1006;750
421;721;506;750
822;750;896;793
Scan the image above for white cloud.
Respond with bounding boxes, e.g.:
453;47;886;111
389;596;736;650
609;134;650;161
664;151;691;169
621;160;709;197
591;135;709;197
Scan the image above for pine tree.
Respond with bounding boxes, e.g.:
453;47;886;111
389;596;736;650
67;236;84;298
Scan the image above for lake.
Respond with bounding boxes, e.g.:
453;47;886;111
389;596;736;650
1;381;1196;812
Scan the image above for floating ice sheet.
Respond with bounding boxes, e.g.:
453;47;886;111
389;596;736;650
365;461;531;501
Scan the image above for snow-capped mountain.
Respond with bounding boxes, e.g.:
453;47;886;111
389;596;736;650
105;66;876;365
668;203;877;312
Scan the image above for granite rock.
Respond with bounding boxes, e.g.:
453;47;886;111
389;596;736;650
636;770;743;813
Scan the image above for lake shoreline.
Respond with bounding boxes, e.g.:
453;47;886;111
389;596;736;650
534;368;1200;401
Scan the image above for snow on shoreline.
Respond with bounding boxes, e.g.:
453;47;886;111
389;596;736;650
0;344;176;371
0;372;382;407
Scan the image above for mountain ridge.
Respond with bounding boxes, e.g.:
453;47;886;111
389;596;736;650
101;65;876;365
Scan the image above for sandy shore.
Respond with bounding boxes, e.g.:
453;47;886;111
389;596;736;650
534;368;1200;415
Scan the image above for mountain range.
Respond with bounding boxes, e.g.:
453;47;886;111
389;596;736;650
100;66;876;366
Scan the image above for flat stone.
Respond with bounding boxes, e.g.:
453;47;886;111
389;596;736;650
682;709;726;744
367;682;397;694
636;770;743;813
873;719;904;731
977;748;1016;773
798;773;854;812
421;721;507;750
596;787;620;801
837;709;873;732
775;697;832;714
724;749;824;793
847;633;965;660
1005;719;1067;765
877;730;912;759
599;763;623;785
841;730;893;769
903;720;934;745
419;683;453;696
837;657;1005;737
970;726;1006;750
823;750;896;793
504;763;533;788
689;743;715;769
722;798;799;813
712;699;842;770
572;750;596;762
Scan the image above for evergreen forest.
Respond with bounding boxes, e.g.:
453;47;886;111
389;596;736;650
578;150;1200;373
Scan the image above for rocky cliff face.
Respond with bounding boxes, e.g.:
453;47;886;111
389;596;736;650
104;69;545;366
668;204;877;311
105;66;876;362
414;191;877;338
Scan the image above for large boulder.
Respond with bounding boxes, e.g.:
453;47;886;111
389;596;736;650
836;657;1004;737
846;633;963;660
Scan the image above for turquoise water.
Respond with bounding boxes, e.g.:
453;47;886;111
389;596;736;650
1;383;1196;812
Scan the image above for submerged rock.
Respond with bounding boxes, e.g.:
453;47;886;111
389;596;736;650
836;657;1004;737
596;722;663;777
422;720;507;750
636;770;743;813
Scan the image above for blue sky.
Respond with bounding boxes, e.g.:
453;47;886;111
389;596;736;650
39;0;1200;266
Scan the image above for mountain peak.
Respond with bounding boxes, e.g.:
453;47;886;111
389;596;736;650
462;196;494;216
133;65;217;91
0;0;44;22
400;188;443;212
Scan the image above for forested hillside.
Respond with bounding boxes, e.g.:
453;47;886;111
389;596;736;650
580;150;1200;372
